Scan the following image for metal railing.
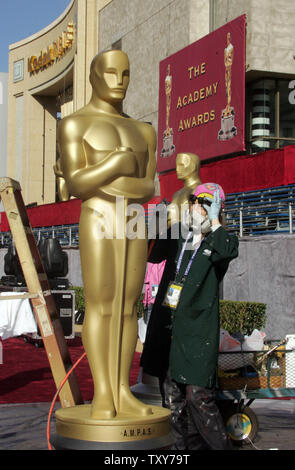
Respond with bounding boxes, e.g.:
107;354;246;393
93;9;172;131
226;203;294;237
0;224;79;248
1;187;295;246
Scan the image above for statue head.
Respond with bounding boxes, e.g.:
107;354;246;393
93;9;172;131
176;153;201;181
89;50;130;105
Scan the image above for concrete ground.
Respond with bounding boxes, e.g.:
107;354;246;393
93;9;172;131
0;399;295;451
241;399;295;451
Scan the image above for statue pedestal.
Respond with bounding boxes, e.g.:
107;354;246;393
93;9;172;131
161;131;175;158
218;109;237;141
52;404;173;450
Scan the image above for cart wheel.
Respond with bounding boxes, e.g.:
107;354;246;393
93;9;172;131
222;404;258;446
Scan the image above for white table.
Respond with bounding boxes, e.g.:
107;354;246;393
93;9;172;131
0;292;37;340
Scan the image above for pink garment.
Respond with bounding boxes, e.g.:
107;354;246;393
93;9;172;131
143;261;166;306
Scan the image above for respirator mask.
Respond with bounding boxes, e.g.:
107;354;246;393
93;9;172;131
191;204;211;235
182;203;211;247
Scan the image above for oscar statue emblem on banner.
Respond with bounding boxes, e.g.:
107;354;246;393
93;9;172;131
161;64;175;157
218;32;237;141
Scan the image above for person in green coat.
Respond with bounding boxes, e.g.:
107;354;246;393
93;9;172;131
140;183;239;450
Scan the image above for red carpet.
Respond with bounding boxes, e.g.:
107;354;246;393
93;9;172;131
0;337;141;404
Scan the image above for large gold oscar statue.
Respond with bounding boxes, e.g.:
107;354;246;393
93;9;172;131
53;159;70;201
167;152;201;227
53;50;172;450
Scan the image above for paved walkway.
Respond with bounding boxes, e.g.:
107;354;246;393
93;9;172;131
243;399;295;451
0;399;294;451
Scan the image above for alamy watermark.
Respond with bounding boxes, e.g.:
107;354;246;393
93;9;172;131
288;80;295;105
92;196;193;242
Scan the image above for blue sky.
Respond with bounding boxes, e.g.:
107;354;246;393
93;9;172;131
0;0;72;72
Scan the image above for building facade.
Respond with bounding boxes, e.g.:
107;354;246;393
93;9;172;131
6;0;295;206
0;73;8;182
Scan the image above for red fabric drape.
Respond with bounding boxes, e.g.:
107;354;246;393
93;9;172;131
0;196;162;232
0;198;82;232
159;145;295;201
1;146;294;231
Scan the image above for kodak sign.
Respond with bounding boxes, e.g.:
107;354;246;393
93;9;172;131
28;22;75;74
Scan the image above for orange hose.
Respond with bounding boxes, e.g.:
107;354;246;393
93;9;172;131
46;351;87;450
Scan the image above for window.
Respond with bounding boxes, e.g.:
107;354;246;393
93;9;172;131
247;78;295;153
13;59;24;83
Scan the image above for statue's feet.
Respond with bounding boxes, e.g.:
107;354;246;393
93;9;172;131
119;387;153;416
91;394;116;420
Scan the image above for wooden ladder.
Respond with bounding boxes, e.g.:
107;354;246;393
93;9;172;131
0;177;83;407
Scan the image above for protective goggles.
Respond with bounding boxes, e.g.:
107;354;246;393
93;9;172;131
189;194;212;206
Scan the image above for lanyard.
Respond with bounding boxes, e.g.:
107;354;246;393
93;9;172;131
176;233;202;282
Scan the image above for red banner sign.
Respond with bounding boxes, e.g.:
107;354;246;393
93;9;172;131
157;15;246;172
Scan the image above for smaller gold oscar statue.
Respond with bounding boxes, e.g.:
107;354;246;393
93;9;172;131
131;152;201;406
218;32;237;141
161;64;175;157
167;152;201;227
53;50;172;450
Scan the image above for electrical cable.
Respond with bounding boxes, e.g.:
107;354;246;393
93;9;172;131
245;436;262;450
46;351;87;450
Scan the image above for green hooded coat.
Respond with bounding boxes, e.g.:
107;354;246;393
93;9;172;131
140;224;239;388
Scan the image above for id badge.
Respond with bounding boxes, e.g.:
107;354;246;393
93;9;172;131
162;282;183;310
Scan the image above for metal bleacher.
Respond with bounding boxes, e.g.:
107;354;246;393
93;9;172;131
0;185;295;247
224;184;295;236
0;224;79;248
